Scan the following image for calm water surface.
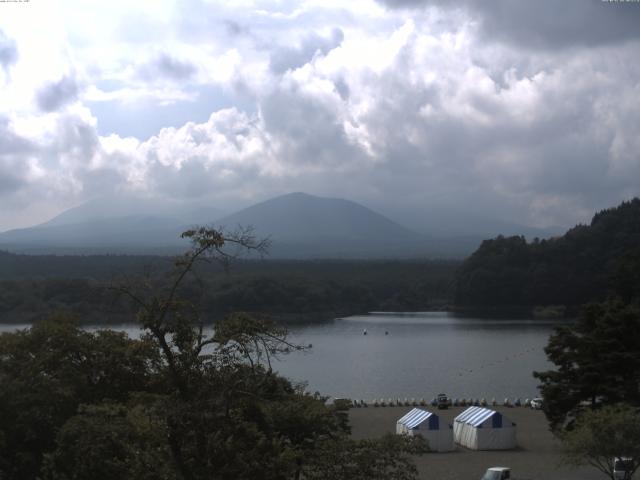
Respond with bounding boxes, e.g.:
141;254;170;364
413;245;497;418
281;312;560;400
0;312;562;400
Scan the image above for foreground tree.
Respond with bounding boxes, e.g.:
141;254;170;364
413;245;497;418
42;401;176;480
562;404;640;480
1;227;427;480
0;315;158;479
534;300;640;430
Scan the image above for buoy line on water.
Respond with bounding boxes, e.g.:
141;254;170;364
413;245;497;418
337;396;537;408
453;346;539;378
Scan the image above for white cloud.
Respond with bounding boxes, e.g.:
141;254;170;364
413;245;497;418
0;0;638;233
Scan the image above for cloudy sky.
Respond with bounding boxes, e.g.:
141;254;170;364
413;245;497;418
1;0;639;232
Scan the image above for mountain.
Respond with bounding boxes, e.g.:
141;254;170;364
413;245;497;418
0;192;466;257
0;192;487;258
0;194;224;254
40;195;222;228
0;215;189;254
215;192;433;258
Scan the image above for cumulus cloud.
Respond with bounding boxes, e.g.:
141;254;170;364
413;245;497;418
36;75;80;112
270;28;344;73
378;0;640;49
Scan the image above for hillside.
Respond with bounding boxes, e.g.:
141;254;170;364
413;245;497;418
216;192;435;258
1;191;563;259
40;195;222;227
454;198;640;311
0;194;225;254
0;215;189;254
0;192;476;258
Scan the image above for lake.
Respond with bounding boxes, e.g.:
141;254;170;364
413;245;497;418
0;312;562;401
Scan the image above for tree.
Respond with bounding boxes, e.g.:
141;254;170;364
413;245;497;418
534;301;640;430
562;404;640;480
1;226;427;480
41;401;176;480
0;314;158;479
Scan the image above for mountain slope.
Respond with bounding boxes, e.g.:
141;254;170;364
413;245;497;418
0;192;477;258
41;195;221;227
0;215;189;254
215;192;431;258
0;194;223;254
218;192;414;239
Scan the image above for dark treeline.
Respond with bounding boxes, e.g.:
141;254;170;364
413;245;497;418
0;256;458;324
0;250;171;280
454;198;640;313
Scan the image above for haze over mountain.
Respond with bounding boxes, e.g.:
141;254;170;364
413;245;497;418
382;206;563;240
41;195;222;228
0;192;561;258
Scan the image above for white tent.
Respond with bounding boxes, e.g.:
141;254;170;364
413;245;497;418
453;406;516;450
396;408;454;452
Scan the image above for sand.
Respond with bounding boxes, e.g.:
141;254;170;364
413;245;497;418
349;405;606;480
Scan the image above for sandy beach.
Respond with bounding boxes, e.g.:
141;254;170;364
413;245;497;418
349;405;605;480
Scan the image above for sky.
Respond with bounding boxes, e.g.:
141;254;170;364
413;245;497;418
0;0;639;232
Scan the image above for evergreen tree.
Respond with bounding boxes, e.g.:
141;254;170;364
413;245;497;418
534;301;640;430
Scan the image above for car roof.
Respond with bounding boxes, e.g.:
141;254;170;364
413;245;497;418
488;467;510;472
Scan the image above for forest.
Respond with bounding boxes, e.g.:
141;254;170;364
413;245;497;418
454;198;640;314
0;255;457;324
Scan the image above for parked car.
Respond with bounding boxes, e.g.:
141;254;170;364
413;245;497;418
613;457;633;480
481;467;511;480
530;397;543;410
437;393;449;410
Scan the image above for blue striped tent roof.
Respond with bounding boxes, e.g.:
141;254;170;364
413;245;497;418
455;406;505;428
397;408;437;429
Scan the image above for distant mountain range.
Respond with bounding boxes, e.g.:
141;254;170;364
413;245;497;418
0;192;559;258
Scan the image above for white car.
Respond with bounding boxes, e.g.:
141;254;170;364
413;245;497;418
613;457;633;480
481;467;511;480
530;397;543;410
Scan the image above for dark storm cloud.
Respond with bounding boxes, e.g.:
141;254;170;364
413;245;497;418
140;53;197;81
269;28;344;73
36;75;80;112
379;0;640;49
0;30;17;71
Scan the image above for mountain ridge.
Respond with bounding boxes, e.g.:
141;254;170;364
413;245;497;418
0;192;558;258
